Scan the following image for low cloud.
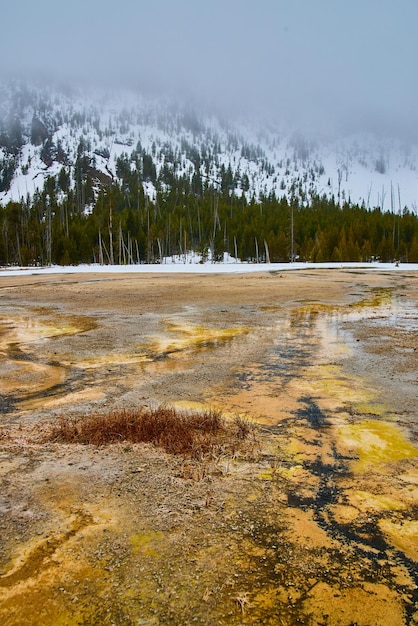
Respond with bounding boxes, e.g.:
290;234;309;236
1;0;417;137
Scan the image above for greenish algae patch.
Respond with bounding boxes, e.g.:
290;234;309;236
276;464;304;480
307;363;375;406
150;321;250;356
350;286;394;309
378;519;418;562
354;402;391;418
0;310;95;346
338;420;418;472
292;302;337;316
19;562;112;626
0;510;95;586
131;530;164;555
351;491;406;512
257;469;274;480
72;352;151;369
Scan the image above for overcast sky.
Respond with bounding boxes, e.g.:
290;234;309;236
1;0;417;134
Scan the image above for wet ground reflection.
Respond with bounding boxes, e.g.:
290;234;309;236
0;280;417;624
0;309;97;412
212;289;418;623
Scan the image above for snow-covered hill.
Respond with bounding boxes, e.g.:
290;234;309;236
1;80;417;212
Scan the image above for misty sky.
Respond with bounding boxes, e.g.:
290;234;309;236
1;0;418;134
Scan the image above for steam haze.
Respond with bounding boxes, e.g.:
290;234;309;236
1;0;418;136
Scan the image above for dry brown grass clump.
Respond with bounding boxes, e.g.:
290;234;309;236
45;406;253;459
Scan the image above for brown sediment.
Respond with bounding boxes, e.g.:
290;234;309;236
0;510;95;588
0;308;96;412
0;269;417;625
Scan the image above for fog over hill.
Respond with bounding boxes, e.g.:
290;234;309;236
0;79;417;213
1;1;417;210
1;1;418;131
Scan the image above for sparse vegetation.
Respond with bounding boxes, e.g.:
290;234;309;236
44;406;255;460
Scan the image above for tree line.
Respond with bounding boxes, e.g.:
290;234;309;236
1;168;418;267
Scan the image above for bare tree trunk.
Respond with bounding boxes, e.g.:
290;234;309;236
212;194;219;242
118;222;126;264
367;183;372;209
46;204;52;266
2;219;9;265
197;205;201;245
264;239;271;264
398;185;402;253
128;233;134;264
291;203;294;262
157;238;163;263
337;169;342;204
100;236;111;264
109;202;114;265
16;232;22;266
65;201;69;237
380;186;386;211
98;228;104;265
391;182;395;248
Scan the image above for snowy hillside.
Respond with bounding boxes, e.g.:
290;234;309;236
1;80;418;212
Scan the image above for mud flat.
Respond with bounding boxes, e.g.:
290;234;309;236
0;269;417;625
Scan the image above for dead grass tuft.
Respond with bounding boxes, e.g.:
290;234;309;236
43;406;255;461
232;414;253;439
234;593;250;614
